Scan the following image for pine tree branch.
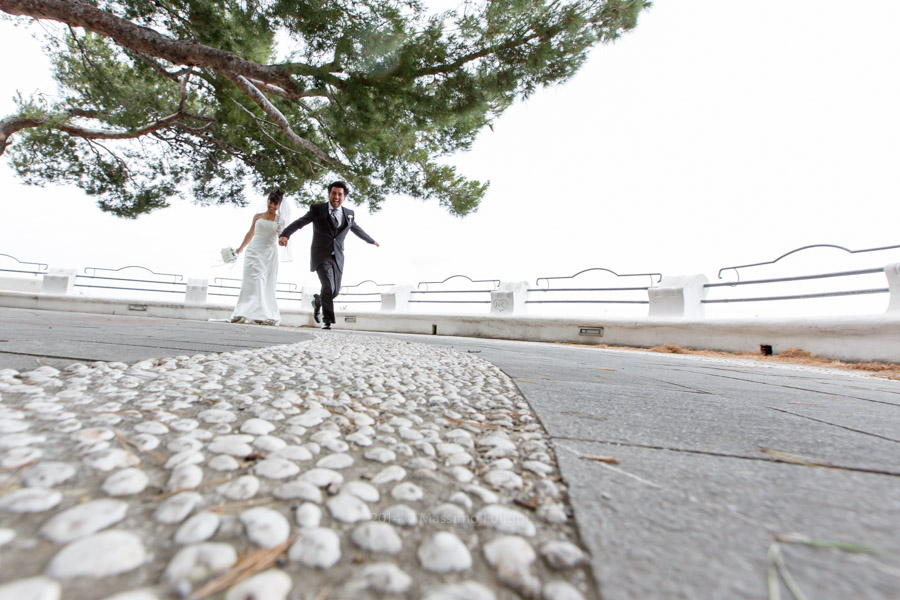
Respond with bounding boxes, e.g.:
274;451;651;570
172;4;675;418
0;109;208;156
225;73;340;169
0;0;323;98
0;116;46;155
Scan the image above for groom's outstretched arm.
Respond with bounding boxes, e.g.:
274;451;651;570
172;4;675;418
279;207;314;245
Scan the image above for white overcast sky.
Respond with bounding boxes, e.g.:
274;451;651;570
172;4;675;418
1;0;899;315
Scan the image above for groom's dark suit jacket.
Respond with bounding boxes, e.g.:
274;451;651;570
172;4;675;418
281;203;375;272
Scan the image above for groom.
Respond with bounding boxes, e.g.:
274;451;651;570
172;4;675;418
279;181;379;329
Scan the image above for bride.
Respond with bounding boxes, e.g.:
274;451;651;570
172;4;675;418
230;189;289;325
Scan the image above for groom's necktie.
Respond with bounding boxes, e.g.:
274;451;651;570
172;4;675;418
330;209;339;228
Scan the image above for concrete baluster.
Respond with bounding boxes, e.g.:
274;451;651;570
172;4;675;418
41;268;77;295
185;278;208;305
491;281;528;315
885;263;900;313
381;285;412;312
648;274;709;319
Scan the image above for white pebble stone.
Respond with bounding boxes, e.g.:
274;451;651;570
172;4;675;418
164;543;237;582
288;527;341;568
364;447;396;463
379;504;418;527
218;475;260;500
345;432;372;446
535;478;561;501
169;418;200;432
252;435;287;452
0;487;61;513
73;428;115;442
448;491;473;510
240;418;276;435
207;438;253;457
175;512;220;544
198;409;236;424
398;428;423;441
78;440;110;455
134;421;168;435
483;536;540;597
164;450;204;470
351;522;402;554
1;447;43;468
436;442;466;456
101;589;160;600
418;532;472;572
155;492;203;524
0;419;28;433
224;569;292;600
271;445;313;461
167;464;203;491
523;460;555;475
208;455;241;471
408;457;438;471
320;438;349;453
445;452;473;466
0;528;14;546
326;493;371;523
485;445;518;459
85;449;138;471
166;436;203;453
273;480;322;503
478;435;517;451
47;530;146;579
298;468;343;488
542;581;586;600
129;434;160;451
254;458;300;479
484;469;523;490
0;576;61;600
538;503;568;524
490;458;514;470
102;468;149;496
464;484;499;504
345;563;412;594
316;452;354;469
289;411;326;428
240;507;290;548
294;503;321;528
391;482;424;502
541;541;587;569
371;465;406;485
448;466;475;483
430;503;469;526
423;581;497;600
476;505;536;536
342;481;380;503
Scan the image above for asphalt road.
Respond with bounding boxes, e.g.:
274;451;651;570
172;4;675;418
2;306;898;599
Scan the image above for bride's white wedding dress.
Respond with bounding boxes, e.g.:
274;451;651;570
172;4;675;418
231;219;281;324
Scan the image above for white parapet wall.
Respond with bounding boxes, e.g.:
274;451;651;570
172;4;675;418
1;288;898;363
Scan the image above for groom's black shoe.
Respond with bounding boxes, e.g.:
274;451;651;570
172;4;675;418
322;322;332;330
312;294;322;323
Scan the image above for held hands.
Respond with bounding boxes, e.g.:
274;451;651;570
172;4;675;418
278;236;289;247
373;241;380;247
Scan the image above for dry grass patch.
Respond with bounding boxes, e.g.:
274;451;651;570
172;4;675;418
561;343;900;380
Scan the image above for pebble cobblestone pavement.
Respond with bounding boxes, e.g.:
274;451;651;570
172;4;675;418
0;333;593;600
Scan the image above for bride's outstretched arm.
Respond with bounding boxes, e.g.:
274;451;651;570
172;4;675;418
236;215;259;254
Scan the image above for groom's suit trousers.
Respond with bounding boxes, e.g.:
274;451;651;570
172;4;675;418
316;255;342;325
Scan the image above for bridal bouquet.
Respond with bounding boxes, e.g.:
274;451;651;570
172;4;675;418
220;247;237;263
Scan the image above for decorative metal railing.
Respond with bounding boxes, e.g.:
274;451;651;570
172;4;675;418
2;242;899;317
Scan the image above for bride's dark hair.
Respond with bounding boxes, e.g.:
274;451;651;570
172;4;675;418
268;189;284;204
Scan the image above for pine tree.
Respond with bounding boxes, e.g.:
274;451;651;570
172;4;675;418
0;0;648;217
